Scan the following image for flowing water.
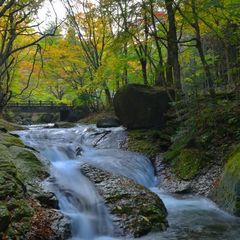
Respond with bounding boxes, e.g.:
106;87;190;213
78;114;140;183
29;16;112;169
16;124;240;240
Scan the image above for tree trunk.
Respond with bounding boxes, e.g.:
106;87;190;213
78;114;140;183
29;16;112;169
140;59;148;85
165;0;181;90
149;0;165;86
191;0;215;97
104;87;112;107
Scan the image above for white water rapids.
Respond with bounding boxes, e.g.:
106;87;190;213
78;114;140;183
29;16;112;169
16;124;240;240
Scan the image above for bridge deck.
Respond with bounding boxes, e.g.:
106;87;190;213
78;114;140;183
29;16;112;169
6;101;73;113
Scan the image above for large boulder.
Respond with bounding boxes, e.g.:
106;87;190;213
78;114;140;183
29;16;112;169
113;84;173;129
81;164;168;237
210;145;240;216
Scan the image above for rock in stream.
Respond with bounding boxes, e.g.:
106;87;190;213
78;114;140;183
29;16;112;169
81;164;168;238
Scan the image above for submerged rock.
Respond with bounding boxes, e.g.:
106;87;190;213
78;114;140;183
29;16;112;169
113;84;173;129
81;164;168;237
211;145;240;216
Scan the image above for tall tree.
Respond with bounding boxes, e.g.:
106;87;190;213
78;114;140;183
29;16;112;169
0;0;57;110
165;0;181;90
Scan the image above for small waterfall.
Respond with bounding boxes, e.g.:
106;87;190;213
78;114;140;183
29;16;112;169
17;125;155;239
17;126;116;239
16;124;240;240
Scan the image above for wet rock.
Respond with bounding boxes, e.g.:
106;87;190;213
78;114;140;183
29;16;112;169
210;145;240;216
35;191;59;209
81;164;168;237
113;84;173;129
155;155;191;193
96;117;121;128
26;201;71;240
155;155;221;196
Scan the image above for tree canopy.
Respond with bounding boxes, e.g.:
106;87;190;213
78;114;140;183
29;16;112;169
1;0;239;110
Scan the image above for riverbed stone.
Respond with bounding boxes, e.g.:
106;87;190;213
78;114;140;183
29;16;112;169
81;164;168;237
113;84;173;129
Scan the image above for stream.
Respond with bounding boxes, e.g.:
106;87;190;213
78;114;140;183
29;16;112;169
16;124;240;240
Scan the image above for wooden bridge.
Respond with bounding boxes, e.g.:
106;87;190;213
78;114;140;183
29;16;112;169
6;101;74;121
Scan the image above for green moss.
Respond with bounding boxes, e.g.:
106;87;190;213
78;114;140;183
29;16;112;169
11;200;33;221
10;147;48;181
173;148;205;180
0;133;24;148
0;119;25;131
224;145;240;177
127;129;162;160
0;132;45;237
211;144;240;216
163;128;195;162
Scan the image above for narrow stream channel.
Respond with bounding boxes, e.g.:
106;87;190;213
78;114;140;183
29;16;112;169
16;125;240;240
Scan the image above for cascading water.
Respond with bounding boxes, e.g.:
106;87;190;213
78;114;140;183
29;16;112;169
16;124;240;240
17;125;155;239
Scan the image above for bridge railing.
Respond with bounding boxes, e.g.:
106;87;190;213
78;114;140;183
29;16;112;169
7;101;72;108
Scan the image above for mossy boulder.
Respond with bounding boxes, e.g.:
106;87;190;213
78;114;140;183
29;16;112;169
173;148;205;180
0;131;70;239
0;119;25;131
81;164;168;237
0;132;24;148
0;142;33;238
9;146;49;182
211;145;240;216
113;84;173;129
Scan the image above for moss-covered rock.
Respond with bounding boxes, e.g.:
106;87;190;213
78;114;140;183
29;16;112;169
0;141;33;238
127;129;162;161
0;204;10;232
81;164;168;237
173;148;205;180
0;130;70;239
211;145;240;216
114;84;173;129
0;119;25;131
9;146;49;182
0;132;24;147
163;128;195;163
